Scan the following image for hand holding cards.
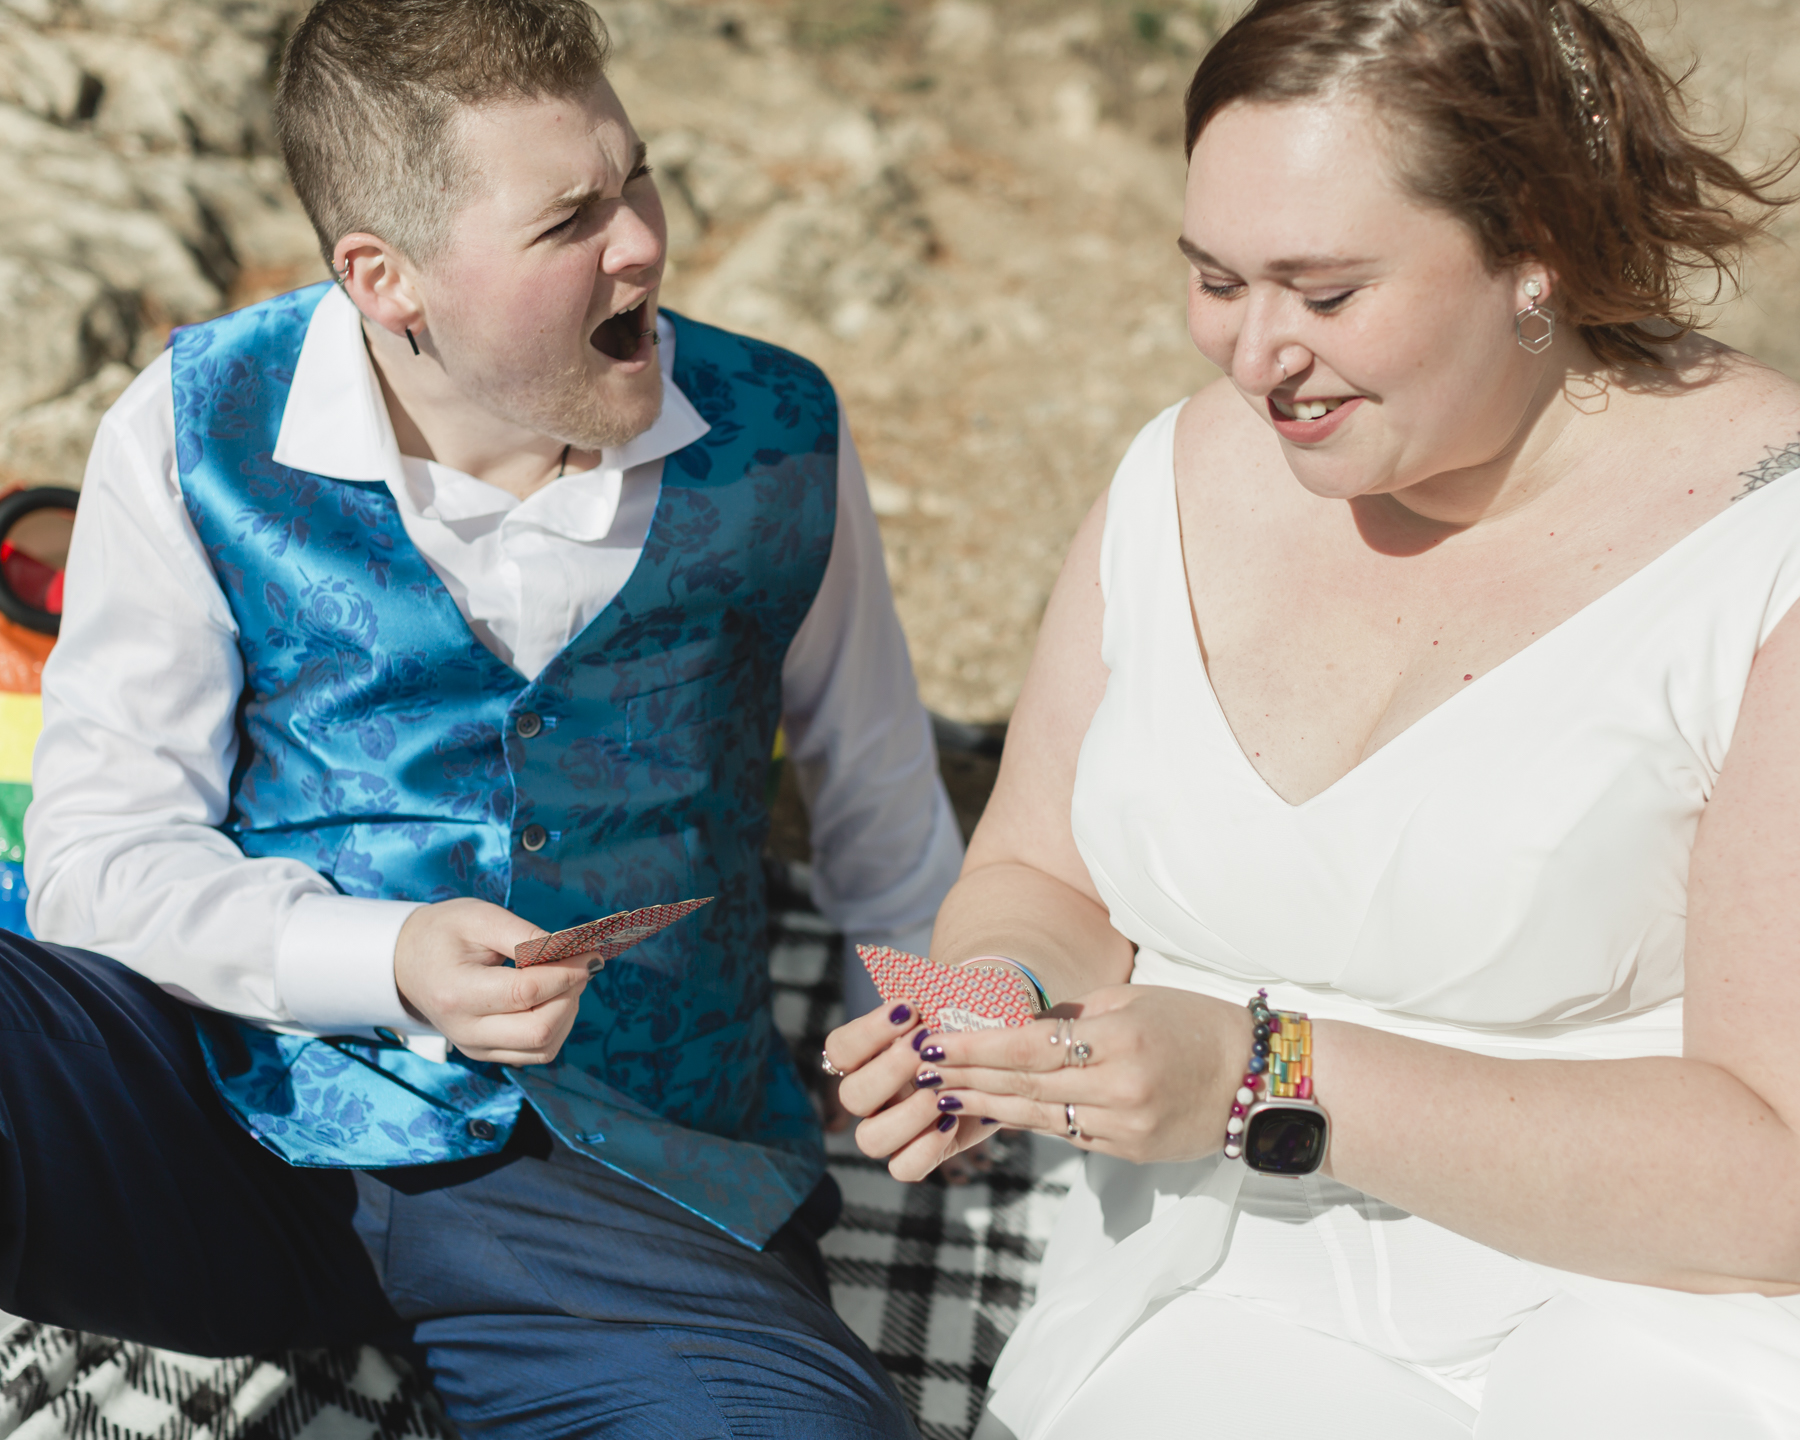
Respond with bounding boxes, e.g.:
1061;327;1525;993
515;897;712;972
857;944;1044;1031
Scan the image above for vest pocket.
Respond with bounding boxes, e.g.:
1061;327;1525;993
623;653;753;745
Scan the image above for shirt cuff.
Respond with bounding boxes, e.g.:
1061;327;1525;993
275;893;429;1036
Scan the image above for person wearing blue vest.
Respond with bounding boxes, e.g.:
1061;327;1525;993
2;2;964;1434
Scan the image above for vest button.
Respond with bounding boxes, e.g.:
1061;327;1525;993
466;1118;497;1141
516;711;543;739
521;824;548;852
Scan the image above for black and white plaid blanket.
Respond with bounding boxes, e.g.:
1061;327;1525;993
0;885;1077;1440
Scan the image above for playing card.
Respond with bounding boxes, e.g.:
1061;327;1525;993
515;897;713;970
857;945;1043;1032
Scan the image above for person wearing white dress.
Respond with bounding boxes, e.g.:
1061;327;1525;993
824;0;1800;1435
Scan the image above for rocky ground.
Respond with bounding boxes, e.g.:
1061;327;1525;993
3;0;1797;721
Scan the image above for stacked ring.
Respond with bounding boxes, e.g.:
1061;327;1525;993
1050;1017;1095;1067
820;1050;846;1078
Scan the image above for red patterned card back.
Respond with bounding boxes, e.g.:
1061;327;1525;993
857;945;1042;1031
514;897;713;969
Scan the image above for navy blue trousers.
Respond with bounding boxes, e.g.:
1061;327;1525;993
0;938;915;1438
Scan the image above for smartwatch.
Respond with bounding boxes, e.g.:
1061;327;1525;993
1228;991;1329;1176
1240;1093;1330;1175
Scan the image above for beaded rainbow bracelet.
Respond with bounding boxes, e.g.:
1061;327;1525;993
965;955;1051;1013
1223;988;1313;1160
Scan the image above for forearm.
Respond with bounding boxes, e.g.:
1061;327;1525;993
1315;1020;1800;1292
929;860;1135;1004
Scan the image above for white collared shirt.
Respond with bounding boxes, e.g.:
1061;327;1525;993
26;284;960;1036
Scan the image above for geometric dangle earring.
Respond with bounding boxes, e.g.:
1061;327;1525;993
1514;279;1555;355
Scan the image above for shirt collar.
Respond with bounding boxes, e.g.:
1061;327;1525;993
272;285;709;534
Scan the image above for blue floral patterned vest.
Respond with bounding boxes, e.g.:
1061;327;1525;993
172;283;836;1246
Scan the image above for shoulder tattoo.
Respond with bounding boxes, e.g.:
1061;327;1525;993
1733;433;1800;502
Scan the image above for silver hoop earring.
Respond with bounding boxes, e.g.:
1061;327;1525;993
1515;279;1555;355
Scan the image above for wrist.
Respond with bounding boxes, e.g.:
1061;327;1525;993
1225;988;1330;1175
278;892;423;1033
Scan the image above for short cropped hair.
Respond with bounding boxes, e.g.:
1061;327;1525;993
276;0;611;267
1185;0;1796;370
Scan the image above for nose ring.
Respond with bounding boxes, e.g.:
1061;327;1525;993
1278;358;1289;379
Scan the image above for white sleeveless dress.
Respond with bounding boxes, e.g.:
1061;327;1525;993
977;403;1800;1440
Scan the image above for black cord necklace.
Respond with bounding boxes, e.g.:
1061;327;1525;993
555;443;571;480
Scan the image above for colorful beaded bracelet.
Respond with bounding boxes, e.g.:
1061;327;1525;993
966;955;1051;1013
1223;988;1313;1161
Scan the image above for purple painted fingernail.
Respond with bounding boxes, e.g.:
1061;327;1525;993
937;1095;963;1112
936;1114;958;1132
921;1044;946;1063
916;1071;943;1088
980;1117;1000;1126
888;1003;913;1025
911;1029;934;1053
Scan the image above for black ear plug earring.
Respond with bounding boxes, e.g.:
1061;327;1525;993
404;328;421;356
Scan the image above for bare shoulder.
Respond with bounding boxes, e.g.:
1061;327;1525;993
1704;348;1800;499
1173;373;1294;483
1170;374;1312;542
1630;338;1800;498
1173;373;1266;454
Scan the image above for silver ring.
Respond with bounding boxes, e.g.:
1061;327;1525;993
820;1049;846;1079
1065;1102;1081;1139
1278;358;1288;378
1050;1016;1075;1063
1071;1039;1092;1067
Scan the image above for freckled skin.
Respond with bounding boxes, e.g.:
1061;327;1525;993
336;76;670;499
423;80;669;453
1183;100;1564;515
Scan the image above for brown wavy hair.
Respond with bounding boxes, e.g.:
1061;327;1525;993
1183;0;1796;369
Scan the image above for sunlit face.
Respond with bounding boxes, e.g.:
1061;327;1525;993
1183;98;1548;501
414;77;667;451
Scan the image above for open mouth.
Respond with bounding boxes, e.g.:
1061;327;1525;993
1266;393;1364;443
1271;395;1350;421
591;299;650;362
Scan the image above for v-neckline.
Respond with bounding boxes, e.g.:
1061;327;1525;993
1167;415;1800;812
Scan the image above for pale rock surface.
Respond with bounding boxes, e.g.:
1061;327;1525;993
0;0;319;494
0;361;134;487
0;15;82;119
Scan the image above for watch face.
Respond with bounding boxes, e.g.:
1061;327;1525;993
1243;1106;1329;1175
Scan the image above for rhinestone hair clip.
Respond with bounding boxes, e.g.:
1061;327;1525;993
1549;3;1607;162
